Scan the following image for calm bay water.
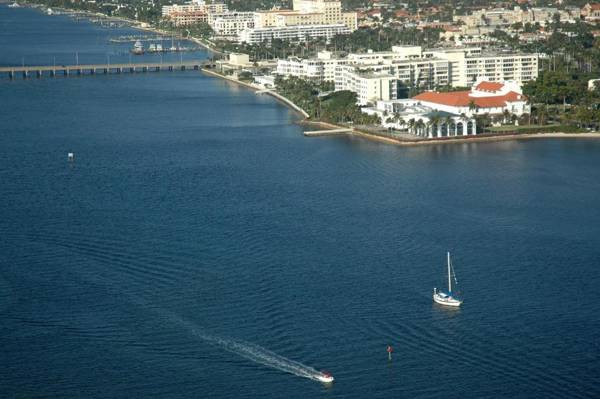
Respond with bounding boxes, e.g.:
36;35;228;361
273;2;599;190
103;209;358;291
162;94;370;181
1;5;600;398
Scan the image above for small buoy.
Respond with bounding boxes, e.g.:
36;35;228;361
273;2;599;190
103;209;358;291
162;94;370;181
387;345;393;360
68;152;74;161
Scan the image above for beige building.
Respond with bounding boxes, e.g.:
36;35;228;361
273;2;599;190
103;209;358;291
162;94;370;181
229;53;251;67
167;11;208;26
582;3;600;21
253;0;357;30
162;2;227;17
454;6;578;28
209;11;255;39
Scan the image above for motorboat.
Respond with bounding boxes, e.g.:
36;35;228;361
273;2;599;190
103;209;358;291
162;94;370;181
8;2;20;8
131;40;144;55
433;252;462;307
316;371;334;383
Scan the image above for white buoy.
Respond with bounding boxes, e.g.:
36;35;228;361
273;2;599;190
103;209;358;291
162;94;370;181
68;152;74;161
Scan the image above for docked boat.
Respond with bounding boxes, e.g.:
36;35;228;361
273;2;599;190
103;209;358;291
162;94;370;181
433;252;462;307
8;2;20;8
155;43;163;52
46;8;53;15
147;43;156;52
131;40;144;55
316;371;334;383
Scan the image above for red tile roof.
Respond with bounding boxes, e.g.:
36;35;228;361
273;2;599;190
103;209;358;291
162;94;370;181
475;81;504;92
413;90;525;108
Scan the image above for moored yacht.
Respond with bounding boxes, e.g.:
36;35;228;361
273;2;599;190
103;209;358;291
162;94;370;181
433;252;462;307
131;40;144;55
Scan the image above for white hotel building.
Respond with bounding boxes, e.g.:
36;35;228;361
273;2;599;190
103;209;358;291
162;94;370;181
239;24;351;44
277;45;538;105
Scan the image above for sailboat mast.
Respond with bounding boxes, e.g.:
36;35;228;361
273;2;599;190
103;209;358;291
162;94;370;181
447;252;451;293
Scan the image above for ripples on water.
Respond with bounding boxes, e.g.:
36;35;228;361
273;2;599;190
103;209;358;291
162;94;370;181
1;5;600;398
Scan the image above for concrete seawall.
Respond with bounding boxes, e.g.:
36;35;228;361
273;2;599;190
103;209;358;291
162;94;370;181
200;68;309;119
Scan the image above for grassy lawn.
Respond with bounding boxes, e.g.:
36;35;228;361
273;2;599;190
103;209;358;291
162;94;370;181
487;124;557;132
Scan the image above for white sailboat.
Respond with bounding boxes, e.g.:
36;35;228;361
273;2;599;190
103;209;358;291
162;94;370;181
433;252;462;307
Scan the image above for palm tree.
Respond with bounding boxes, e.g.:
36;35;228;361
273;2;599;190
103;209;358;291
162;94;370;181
425;120;433;138
479;113;491;133
458;113;468;135
430;114;441;137
444;115;453;136
502;109;511;124
537;105;548;125
416;119;425;136
407;118;416;135
468;100;478;116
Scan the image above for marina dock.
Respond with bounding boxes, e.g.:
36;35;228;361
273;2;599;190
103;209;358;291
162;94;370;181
0;61;204;79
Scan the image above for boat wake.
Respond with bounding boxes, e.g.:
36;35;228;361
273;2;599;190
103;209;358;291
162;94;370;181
155;309;328;382
191;330;326;382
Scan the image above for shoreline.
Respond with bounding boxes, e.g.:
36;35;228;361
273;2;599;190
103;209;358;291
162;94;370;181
14;1;223;54
351;130;600;146
8;3;600;147
200;68;309;118
197;69;600;145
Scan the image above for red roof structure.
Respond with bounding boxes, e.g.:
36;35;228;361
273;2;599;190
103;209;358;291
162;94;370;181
475;81;504;92
413;90;524;108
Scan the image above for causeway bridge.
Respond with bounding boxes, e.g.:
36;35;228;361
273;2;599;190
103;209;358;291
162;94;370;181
0;61;206;79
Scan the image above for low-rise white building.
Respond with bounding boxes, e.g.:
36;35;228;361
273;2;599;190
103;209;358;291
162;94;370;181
334;68;398;105
276;51;348;81
362;99;478;138
413;79;530;117
239;24;351;44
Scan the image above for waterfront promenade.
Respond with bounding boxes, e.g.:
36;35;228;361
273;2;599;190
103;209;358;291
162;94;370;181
0;61;205;79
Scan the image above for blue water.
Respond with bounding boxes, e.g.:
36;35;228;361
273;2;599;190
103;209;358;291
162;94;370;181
1;5;600;398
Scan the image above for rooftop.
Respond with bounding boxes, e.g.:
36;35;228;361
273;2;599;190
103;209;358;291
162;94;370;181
414;90;525;108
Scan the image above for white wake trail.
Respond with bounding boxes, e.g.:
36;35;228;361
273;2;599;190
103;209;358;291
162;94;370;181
154;309;328;382
192;330;325;382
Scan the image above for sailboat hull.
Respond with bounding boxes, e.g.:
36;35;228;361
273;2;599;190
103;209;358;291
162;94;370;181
433;292;462;307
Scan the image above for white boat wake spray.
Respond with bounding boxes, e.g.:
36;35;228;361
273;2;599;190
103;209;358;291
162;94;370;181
191;330;334;383
160;310;334;383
